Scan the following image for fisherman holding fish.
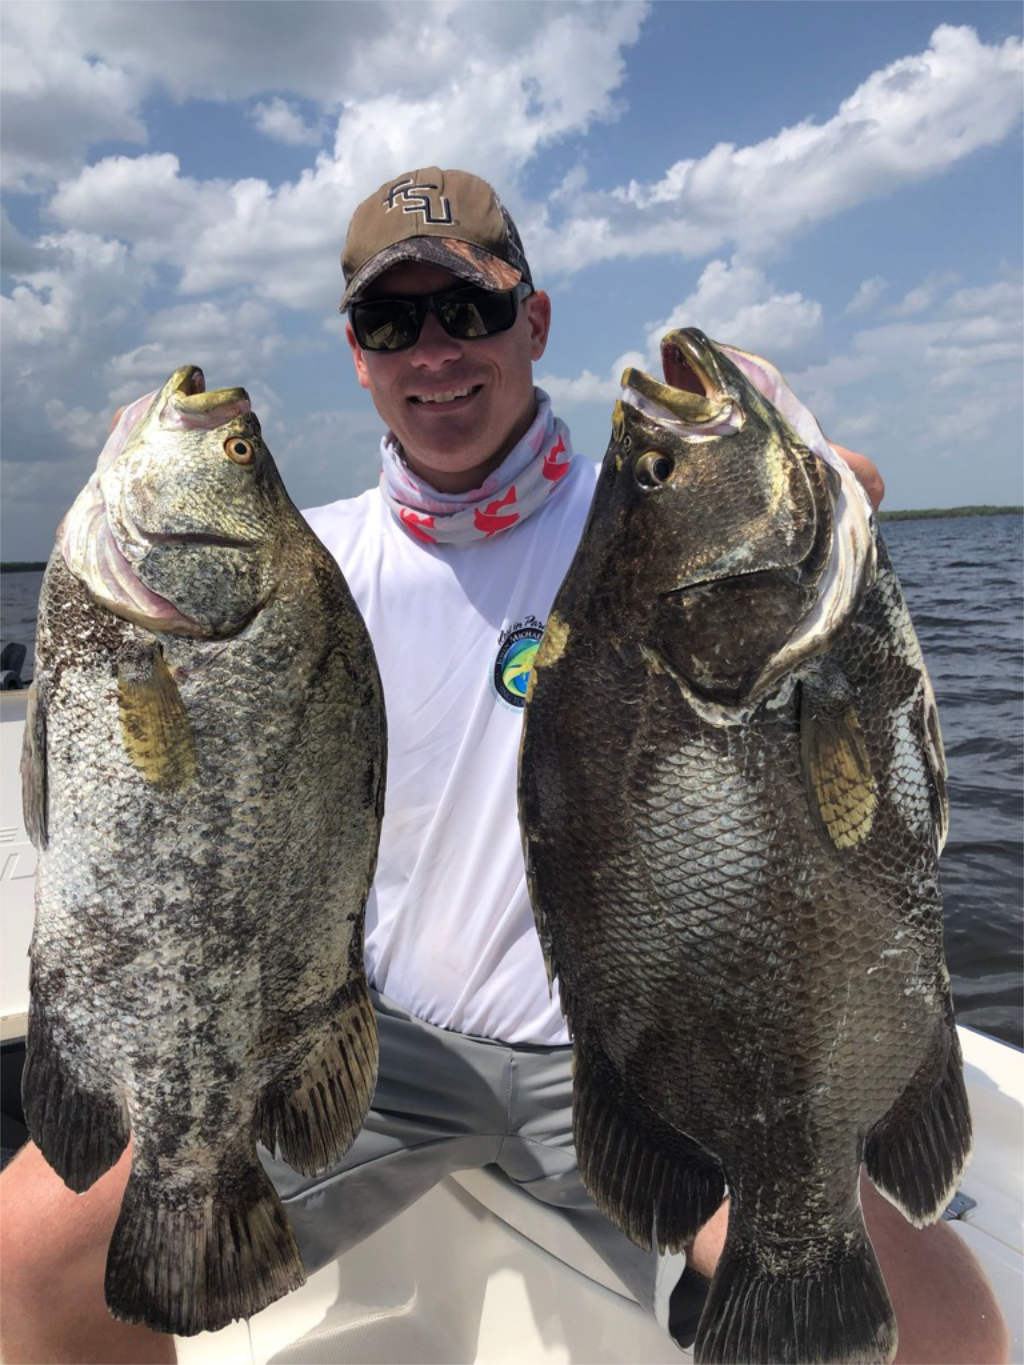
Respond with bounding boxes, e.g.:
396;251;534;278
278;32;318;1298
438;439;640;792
0;168;1008;1365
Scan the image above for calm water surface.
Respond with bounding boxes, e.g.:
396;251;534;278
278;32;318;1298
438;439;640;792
2;514;1022;1046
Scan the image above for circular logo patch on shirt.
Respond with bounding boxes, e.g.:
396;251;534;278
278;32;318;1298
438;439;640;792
493;621;544;710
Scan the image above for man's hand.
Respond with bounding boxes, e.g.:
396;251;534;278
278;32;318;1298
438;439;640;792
830;441;884;511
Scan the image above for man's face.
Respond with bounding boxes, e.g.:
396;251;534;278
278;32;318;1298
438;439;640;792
346;261;551;494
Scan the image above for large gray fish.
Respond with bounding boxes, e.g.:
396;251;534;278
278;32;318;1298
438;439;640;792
519;330;970;1364
21;366;386;1335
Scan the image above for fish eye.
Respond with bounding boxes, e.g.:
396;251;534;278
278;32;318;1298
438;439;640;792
223;436;255;465
634;450;674;489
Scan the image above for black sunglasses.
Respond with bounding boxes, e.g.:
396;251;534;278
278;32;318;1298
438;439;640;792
350;282;533;353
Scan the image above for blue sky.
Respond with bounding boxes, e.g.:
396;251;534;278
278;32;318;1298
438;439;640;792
2;1;1021;561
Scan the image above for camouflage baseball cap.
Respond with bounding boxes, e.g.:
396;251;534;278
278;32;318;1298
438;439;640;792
339;167;533;309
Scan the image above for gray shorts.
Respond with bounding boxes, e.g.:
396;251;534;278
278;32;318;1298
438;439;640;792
259;991;702;1346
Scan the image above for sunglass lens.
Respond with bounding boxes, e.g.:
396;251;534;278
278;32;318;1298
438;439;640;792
353;300;420;352
352;286;523;351
439;288;516;340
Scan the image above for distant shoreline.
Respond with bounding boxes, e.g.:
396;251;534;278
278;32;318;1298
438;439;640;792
2;505;1021;570
877;505;1023;523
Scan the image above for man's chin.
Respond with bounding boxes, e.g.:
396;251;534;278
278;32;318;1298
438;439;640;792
401;442;502;494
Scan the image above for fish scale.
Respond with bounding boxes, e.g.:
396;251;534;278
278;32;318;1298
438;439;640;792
520;329;970;1364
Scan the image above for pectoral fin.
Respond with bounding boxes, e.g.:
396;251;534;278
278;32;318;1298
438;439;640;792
20;681;48;848
117;649;196;789
800;663;876;851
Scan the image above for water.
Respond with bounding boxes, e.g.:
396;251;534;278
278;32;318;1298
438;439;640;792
881;514;1023;1049
2;514;1022;1047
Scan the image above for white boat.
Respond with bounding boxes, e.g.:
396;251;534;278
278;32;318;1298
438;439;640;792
1;687;1021;1364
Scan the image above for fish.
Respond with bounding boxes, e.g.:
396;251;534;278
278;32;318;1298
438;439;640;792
20;365;386;1336
518;329;970;1364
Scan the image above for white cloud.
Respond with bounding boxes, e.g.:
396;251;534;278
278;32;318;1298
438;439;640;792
1;230;152;348
104;298;286;403
542;260;1021;513
0;3;147;189
845;277;888;315
650;258;823;362
541;258;822;407
1;208;58;274
251;98;323;146
43;399;111;453
28;16;1021;315
529;25;1023;276
889;273;959;317
37;1;647;313
540;351;645;409
49;154;225;250
3;1;645;196
946;279;1023;316
790;274;1023;458
269;405;391;511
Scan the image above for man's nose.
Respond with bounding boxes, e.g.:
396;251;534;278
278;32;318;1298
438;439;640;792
409;311;463;367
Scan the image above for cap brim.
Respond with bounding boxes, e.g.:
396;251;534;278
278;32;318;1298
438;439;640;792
340;236;522;309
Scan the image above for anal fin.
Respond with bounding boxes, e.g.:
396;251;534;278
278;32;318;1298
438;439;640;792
22;996;129;1192
864;1016;971;1226
257;979;379;1176
573;1034;724;1253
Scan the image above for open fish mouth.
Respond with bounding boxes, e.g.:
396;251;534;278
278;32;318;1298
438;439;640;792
619;328;744;436
158;365;252;431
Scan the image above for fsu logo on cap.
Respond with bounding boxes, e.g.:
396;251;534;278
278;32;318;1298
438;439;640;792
383;178;454;226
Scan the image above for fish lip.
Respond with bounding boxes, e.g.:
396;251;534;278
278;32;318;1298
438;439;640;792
158;364;252;430
619;329;739;431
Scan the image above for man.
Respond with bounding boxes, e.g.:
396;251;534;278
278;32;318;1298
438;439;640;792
0;168;1007;1365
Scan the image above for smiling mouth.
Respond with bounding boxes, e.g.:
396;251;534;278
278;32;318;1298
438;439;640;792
409;384;483;406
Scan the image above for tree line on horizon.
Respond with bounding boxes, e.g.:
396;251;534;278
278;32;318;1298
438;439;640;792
2;506;1021;573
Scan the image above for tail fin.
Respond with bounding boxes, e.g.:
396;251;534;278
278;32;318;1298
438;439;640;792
105;1152;305;1336
695;1213;896;1365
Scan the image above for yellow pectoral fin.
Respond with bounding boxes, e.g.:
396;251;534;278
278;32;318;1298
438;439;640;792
117;651;196;790
801;695;876;851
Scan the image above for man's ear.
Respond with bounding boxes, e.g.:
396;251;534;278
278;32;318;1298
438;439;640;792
525;290;552;362
346;321;372;391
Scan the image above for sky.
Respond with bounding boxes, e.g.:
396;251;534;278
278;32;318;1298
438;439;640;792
1;0;1022;562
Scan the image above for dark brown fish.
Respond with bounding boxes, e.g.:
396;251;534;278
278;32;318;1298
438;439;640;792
519;329;970;1364
21;366;386;1335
